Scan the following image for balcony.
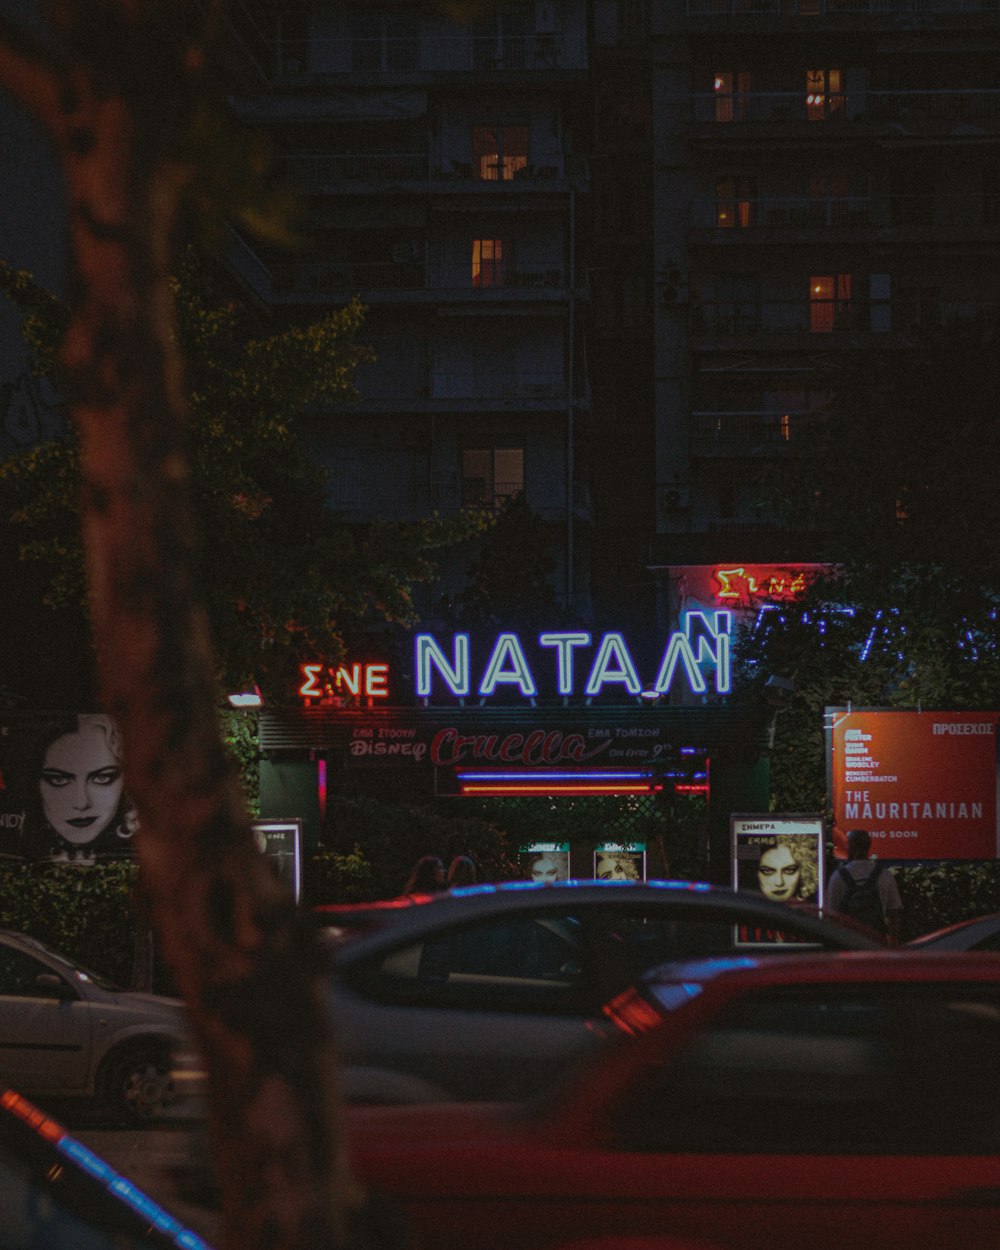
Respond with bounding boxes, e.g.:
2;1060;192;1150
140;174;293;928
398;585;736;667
273;153;584;193
251;33;587;84
691;195;874;231
688;0;1000;17
691;410;827;454
691;297;1000;342
274;152;427;190
692;88;1000;136
263;260;567;304
431;373;566;404
691;193;1000;237
692;299;863;336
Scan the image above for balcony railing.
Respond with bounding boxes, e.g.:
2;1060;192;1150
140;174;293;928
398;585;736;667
265;33;586;81
692;300;863;334
693;194;1000;231
268;261;565;296
688;0;1000;15
692;298;1000;335
692;410;827;447
274;153;427;188
692;195;873;229
693;88;1000;126
431;373;565;401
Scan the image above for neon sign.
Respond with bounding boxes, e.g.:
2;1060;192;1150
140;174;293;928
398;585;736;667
713;566;809;603
415;615;732;700
299;662;389;702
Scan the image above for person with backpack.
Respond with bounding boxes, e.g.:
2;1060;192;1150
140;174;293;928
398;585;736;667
824;828;903;945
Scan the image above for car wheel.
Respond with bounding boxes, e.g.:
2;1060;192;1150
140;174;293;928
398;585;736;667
101;1045;176;1125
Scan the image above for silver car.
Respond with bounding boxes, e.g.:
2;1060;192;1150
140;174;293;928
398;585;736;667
322;879;879;1105
0;928;192;1123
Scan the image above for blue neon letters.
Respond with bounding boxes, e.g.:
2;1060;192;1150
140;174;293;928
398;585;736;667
415;616;732;699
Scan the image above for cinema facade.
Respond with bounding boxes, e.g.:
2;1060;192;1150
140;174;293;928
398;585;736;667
257;564;816;881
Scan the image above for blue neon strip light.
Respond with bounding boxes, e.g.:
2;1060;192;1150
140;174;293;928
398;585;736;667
57;1136;212;1249
59;1137;116;1181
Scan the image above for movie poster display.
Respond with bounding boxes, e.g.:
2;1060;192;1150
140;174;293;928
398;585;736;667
732;814;824;947
826;708;1000;861
518;842;571;883
252;819;303;901
593;842;646;881
0;712;138;864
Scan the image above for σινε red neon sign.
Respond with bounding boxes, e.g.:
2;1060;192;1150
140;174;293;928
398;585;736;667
299;662;389;702
713;566;809;603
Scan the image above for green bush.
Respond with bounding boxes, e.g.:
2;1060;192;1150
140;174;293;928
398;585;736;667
0;860;140;985
893;861;1000;939
313;796;517;902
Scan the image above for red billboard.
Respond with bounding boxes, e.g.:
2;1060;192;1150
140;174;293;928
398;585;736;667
826;708;1000;861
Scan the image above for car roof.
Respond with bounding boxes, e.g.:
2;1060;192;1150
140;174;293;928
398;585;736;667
322;878;881;963
908;913;1000;949
643;948;1000;991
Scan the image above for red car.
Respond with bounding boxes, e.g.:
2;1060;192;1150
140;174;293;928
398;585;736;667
348;951;1000;1250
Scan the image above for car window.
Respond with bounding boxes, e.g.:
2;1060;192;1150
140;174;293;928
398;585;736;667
346;914;592;1015
615;985;1000;1155
0;946;73;999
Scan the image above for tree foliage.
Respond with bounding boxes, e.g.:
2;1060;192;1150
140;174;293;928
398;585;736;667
0;257;480;702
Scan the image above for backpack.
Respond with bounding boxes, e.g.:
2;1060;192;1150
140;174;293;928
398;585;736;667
837;862;885;933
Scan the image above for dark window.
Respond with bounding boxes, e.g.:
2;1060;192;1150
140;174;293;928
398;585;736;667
0;946;69;998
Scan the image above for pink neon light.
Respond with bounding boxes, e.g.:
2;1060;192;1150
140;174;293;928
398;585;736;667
317;757;327;822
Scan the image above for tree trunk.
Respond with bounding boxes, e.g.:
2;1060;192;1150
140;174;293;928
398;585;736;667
0;6;363;1247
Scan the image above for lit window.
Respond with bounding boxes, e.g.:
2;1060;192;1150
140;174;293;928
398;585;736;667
472;127;529;182
806;69;844;121
714;71;750;123
716;176;755;228
810;274;852;333
472;239;506;287
461;447;524;507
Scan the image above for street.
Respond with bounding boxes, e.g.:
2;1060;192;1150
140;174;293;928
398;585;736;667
75;1121;218;1245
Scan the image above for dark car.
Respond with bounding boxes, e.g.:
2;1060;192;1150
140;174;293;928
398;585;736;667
347;951;1000;1250
322;878;880;1104
908;912;1000;952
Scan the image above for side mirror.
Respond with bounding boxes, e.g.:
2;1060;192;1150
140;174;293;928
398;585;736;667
35;973;75;1001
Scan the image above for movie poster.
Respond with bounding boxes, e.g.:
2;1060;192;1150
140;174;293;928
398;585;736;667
593;842;646;882
0;712;138;864
732;814;824;947
252;819;302;901
826;708;1000;861
518;842;571;883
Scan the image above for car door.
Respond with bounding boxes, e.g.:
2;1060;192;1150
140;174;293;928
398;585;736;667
536;982;1000;1250
335;911;606;1101
0;943;93;1095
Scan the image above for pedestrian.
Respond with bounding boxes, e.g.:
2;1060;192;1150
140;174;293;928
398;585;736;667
824;828;903;945
402;854;446;895
446;854;477;888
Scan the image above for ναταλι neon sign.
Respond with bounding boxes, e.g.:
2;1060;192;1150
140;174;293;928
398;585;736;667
299;663;389;702
415;615;732;700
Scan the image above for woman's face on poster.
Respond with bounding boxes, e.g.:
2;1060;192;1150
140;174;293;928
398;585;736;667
531;854;566;883
757;844;801;902
39;719;124;845
596;854;638;881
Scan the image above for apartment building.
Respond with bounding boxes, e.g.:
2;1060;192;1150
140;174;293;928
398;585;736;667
650;0;1000;605
222;0;595;624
